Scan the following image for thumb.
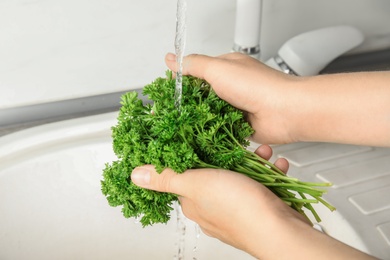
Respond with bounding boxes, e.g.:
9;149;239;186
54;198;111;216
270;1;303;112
131;165;184;195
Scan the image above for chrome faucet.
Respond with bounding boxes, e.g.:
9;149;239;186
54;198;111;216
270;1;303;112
232;1;364;75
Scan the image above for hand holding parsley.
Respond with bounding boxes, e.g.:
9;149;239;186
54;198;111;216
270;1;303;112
130;164;373;260
101;71;334;226
165;52;390;147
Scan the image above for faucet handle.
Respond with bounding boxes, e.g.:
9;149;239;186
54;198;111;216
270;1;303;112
267;25;364;76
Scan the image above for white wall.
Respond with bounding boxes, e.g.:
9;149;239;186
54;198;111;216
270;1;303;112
261;0;390;60
1;0;389;110
0;0;235;109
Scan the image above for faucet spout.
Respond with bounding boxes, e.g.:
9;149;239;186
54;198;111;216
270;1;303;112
232;0;262;59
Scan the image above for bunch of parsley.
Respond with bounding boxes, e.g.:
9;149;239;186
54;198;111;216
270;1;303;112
101;71;334;227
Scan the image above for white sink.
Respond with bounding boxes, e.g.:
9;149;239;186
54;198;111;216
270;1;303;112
0;112;253;260
1;112;389;259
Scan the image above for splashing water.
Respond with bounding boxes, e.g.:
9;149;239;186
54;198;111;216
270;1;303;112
174;0;187;110
192;224;201;260
174;202;187;260
173;203;201;260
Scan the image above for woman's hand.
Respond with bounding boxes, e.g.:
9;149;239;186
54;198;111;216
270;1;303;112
165;52;390;147
131;145;307;258
165;52;300;145
131;144;377;259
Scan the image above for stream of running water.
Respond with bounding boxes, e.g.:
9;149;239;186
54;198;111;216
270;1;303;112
174;0;187;111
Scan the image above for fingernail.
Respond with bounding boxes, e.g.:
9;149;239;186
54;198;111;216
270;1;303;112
166;52;176;61
131;167;151;187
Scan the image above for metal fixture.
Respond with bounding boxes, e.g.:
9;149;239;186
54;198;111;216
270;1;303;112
232;0;262;59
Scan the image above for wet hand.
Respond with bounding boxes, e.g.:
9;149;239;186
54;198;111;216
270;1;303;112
165;52;301;145
130;144;308;258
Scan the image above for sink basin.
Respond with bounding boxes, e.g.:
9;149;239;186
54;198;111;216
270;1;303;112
0;112;253;260
1;112;389;259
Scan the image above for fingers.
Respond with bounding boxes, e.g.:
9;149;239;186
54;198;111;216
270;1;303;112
165;52;215;80
165;52;254;78
166;52;269;114
254;144;289;174
131;165;186;196
254;144;273;160
274;158;289;174
165;53;177;72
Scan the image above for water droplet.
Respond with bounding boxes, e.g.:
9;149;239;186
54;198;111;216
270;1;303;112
195;224;201;239
134;215;141;224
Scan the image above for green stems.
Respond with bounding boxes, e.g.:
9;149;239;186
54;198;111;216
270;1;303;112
232;148;335;223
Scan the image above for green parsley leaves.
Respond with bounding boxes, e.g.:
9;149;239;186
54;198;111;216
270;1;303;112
101;71;334;227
